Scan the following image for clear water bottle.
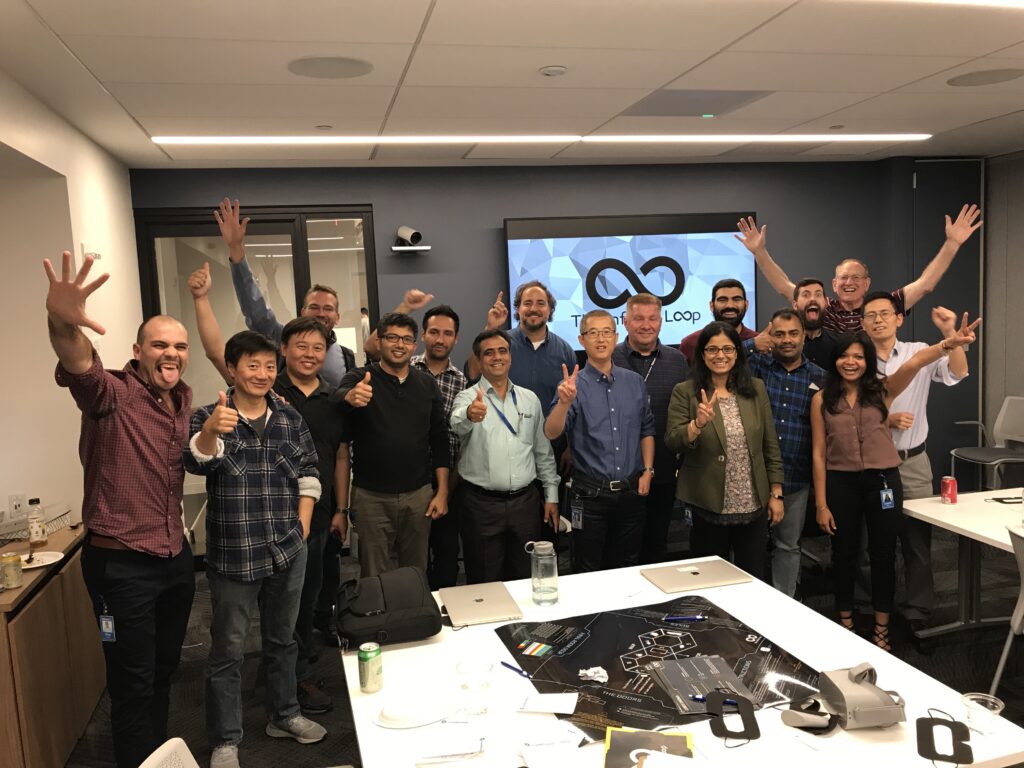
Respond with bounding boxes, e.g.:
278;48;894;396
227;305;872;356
526;540;558;605
27;498;47;552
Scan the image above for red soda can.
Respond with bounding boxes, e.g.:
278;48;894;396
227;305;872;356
941;476;958;504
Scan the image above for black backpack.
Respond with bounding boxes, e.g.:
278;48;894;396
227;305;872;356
334;566;442;648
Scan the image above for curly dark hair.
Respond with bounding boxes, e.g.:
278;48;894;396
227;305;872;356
689;321;757;399
821;330;889;421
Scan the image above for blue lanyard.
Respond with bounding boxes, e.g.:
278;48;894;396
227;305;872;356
486;386;520;436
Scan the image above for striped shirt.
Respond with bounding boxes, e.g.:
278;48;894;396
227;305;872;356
822;288;907;335
184;394;321;582
412;354;467;470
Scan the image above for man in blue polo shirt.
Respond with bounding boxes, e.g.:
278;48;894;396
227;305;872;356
743;309;825;599
545;309;655;573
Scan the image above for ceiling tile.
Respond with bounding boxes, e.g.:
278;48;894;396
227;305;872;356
666;51;968;93
897;57;1024;93
733;1;1024;57
388;86;649;119
137;116;384;135
62;36;410;86
423;0;794;50
381;116;603;134
726;91;870;122
591;115;805;134
29;0;432;43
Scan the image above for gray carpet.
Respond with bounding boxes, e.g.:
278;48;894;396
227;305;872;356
67;526;1024;767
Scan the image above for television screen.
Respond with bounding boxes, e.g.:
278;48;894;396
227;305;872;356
506;213;757;350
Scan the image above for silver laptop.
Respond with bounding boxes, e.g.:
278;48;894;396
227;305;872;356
641;557;753;594
439;582;523;627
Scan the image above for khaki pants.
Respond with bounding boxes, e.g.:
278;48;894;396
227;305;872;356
352;484;434;577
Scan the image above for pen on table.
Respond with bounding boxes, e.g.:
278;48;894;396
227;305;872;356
691;694;737;706
501;660;531;678
663;614;706;622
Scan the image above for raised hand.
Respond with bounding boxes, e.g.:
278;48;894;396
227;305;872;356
43;251;110;334
557;364;579;405
945;204;982;247
888;411;914;431
202;391;238;436
467;387;488;423
486;290;508;330
753;321;774;354
187;262;212;299
930;305;957;337
694;388;719;429
213;198;249;258
734;216;767;253
402;288;434;312
945;312;982;349
345;371;374;407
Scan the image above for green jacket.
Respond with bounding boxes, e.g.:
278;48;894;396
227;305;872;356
665;379;785;514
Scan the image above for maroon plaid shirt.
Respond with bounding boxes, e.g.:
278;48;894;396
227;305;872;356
56;352;192;557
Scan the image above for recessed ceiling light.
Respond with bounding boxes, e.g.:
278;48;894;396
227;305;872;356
288;56;373;79
947;68;1024;86
538;65;568;77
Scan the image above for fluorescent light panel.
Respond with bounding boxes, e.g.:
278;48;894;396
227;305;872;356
153;133;930;146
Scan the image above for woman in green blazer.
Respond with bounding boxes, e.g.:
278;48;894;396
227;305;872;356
666;321;785;579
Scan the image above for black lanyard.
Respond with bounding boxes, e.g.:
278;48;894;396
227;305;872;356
486;386;520;436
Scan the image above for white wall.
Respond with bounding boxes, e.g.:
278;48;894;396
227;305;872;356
0;70;139;521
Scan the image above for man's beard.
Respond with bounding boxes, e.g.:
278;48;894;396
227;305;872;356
713;309;743;328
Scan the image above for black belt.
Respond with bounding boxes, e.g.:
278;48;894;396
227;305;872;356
464;481;533;499
897;443;926;461
570;471;640;494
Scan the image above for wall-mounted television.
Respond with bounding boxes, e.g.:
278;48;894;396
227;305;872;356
505;212;757;350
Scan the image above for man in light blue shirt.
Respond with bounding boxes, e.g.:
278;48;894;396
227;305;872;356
451;329;559;583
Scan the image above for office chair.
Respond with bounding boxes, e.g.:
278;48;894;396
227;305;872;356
990;526;1024;695
951;396;1024;489
139;737;200;768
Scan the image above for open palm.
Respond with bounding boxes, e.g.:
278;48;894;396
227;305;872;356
43;251;108;334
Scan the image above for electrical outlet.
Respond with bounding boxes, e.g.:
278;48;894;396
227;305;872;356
8;494;26;521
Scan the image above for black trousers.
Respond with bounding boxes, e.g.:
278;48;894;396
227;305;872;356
460;483;546;584
81;539;195;768
827;468;902;614
639;483;679;565
294;524;327;683
315;534;343;628
689;508;768;580
570;486;645;574
427;496;462;590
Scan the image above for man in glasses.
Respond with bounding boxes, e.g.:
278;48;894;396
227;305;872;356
545;310;655;572
679;279;758;365
861;291;973;644
735;205;982;335
332;313;449;577
451;330;559;583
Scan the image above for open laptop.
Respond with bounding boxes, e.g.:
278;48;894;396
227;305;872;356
641;557;753;594
438;582;523;628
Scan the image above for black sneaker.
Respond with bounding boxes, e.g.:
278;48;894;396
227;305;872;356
297;678;332;714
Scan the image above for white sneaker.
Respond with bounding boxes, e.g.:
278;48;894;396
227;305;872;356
210;744;240;768
265;714;327;744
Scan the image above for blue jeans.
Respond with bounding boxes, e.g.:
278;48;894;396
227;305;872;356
206;546;307;747
770;486;810;598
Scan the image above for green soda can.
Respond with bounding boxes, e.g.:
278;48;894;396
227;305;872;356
358;642;383;693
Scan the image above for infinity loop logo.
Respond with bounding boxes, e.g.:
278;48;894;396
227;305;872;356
584;256;686;309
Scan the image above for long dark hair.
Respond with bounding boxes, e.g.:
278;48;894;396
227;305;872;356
690;321;757;399
821;331;889;420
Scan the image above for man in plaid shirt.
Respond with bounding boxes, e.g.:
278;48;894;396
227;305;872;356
410;304;468;589
185;331;325;768
743;309;826;599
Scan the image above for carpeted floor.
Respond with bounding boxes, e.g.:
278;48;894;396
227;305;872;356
66;524;1024;768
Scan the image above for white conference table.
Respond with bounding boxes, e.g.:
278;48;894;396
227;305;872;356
903;489;1021;638
340;557;1024;768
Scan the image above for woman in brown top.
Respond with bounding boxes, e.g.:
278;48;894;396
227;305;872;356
811;322;978;650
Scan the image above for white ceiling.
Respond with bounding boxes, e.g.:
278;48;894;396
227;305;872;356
2;0;1024;167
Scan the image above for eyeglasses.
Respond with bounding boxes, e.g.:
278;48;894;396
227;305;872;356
704;345;737;357
582;328;616;339
863;310;896;322
835;274;867;282
381;333;416;345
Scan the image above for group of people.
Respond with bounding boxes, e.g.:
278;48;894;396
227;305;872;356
47;198;982;768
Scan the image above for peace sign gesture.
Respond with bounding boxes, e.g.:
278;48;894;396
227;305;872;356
694;388;719;429
557;363;579;405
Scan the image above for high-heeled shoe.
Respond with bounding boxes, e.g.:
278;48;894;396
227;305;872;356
872;620;891;652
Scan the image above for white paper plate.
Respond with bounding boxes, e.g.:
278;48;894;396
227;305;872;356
21;551;64;570
372;699;459;729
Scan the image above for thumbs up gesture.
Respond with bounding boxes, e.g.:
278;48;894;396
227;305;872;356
753;321;774;354
557;364;579;405
345;370;374;407
187;262;212;298
202;390;239;436
467;387;488;423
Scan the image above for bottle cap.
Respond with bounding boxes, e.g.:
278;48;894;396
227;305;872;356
28;498;40;505
525;540;555;555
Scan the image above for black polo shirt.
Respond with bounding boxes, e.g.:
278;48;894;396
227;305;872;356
334;363;448;494
273;371;346;531
803;329;839;371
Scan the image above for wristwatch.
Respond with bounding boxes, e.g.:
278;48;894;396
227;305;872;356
336;506;352;516
642;467;655;477
770;493;784;501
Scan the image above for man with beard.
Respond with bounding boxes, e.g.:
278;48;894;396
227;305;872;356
743;310;826;598
410;305;468;589
679;279;758;365
612;293;690;563
332;313;449;576
46;251;196;768
735;206;982;335
216;198;356;389
751;278;837;369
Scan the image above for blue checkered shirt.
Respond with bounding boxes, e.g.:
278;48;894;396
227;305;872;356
184;395;321;582
743;342;826;493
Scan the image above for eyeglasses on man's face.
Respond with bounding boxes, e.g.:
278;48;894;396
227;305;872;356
582;328;616;339
703;345;737;358
863;310;896;322
835;273;867;283
381;333;416;345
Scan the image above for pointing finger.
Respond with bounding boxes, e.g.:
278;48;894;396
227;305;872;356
496;290;503;304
